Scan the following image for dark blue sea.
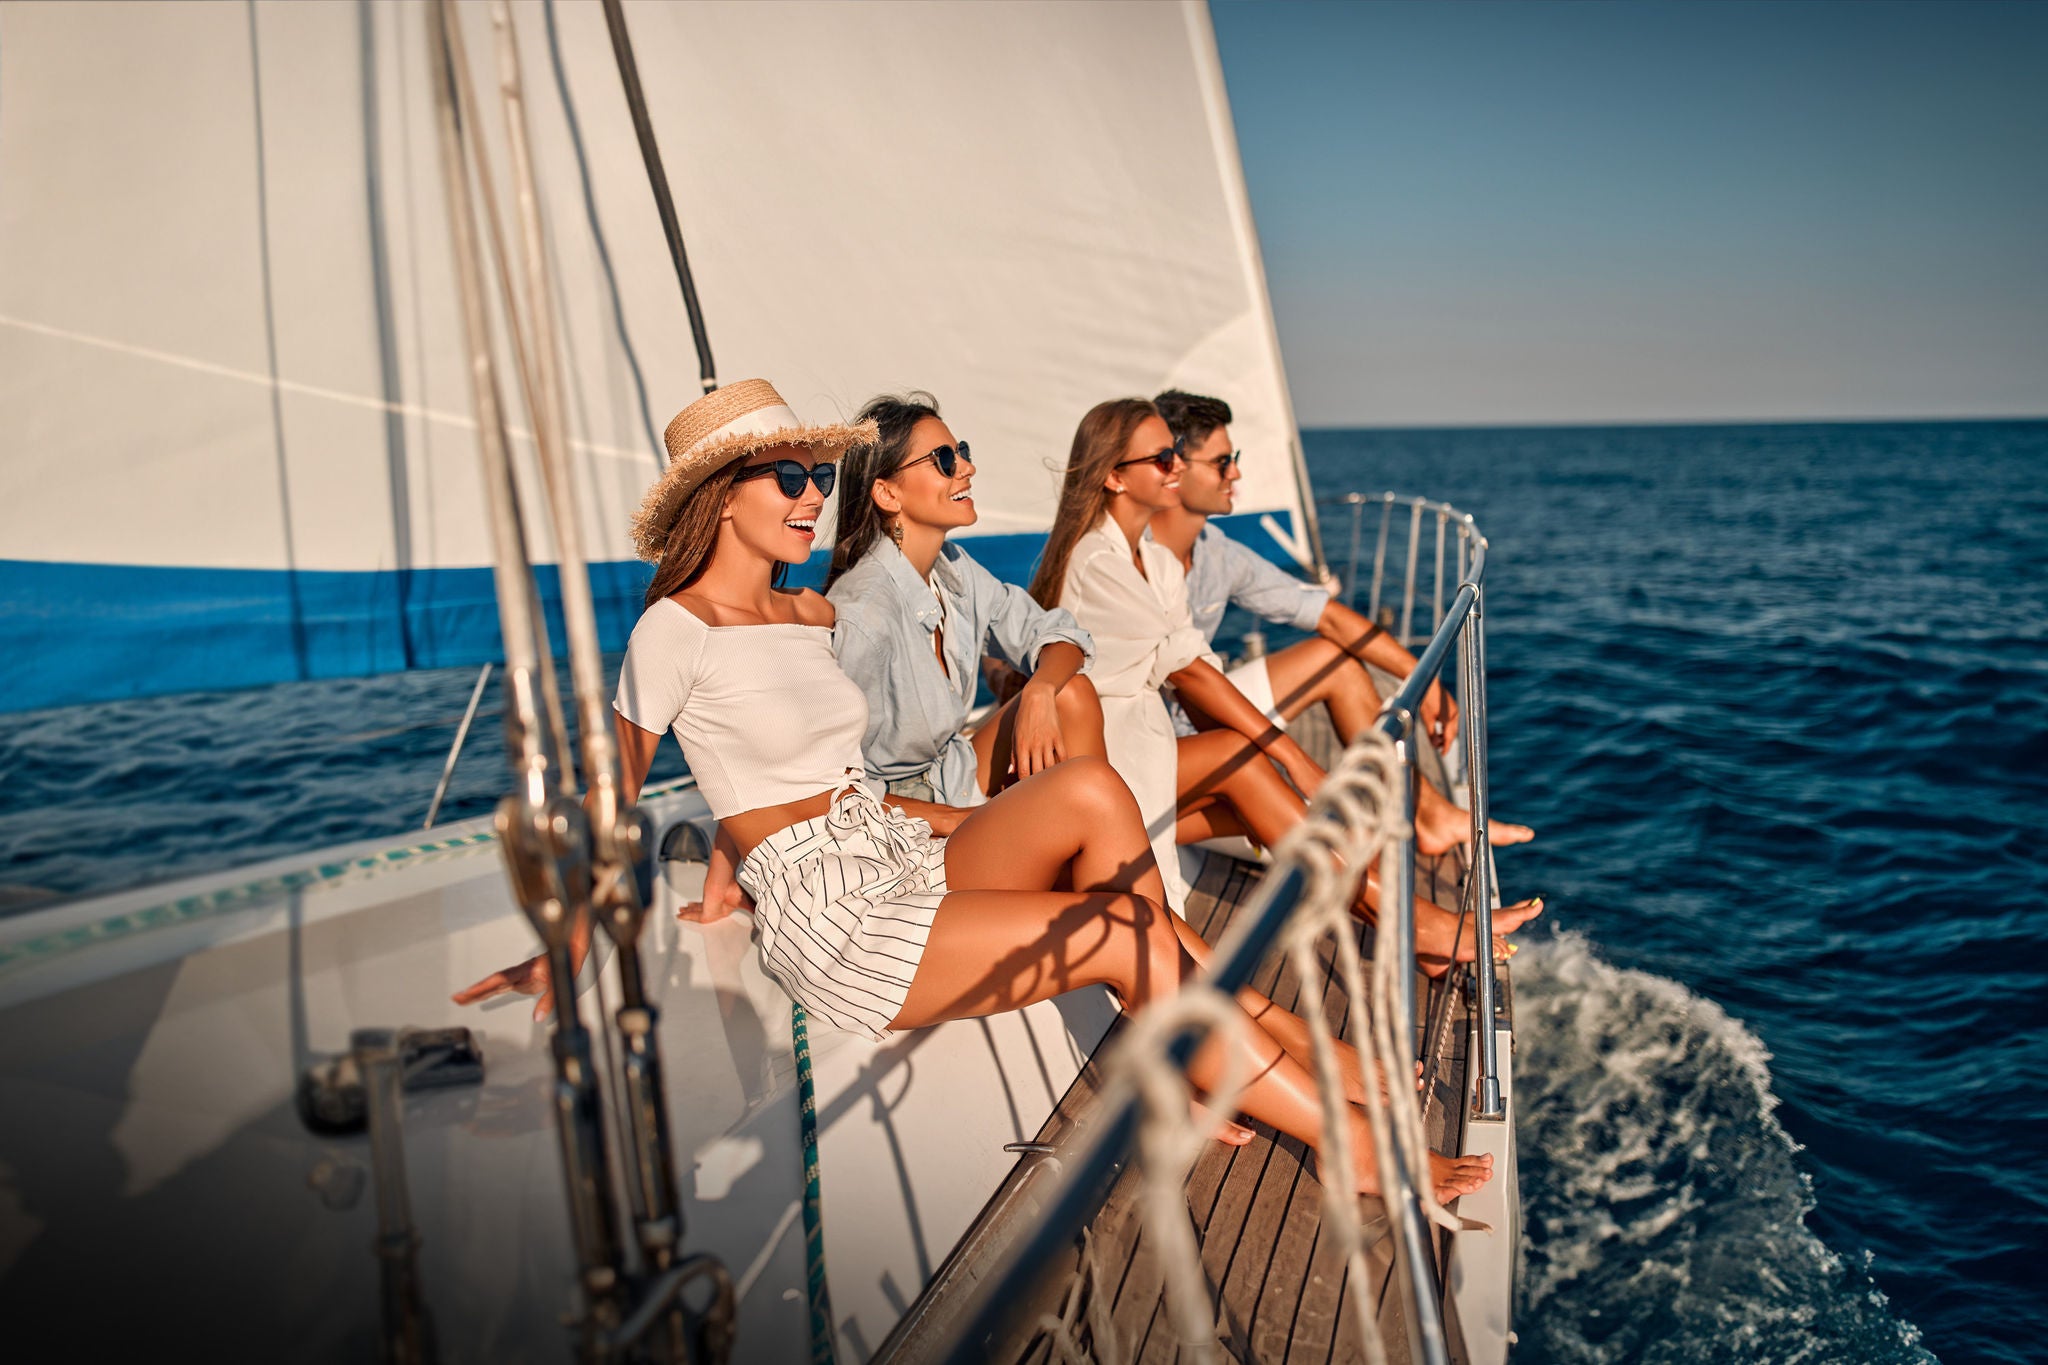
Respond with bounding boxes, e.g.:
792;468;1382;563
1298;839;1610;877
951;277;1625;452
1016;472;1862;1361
4;420;2044;1364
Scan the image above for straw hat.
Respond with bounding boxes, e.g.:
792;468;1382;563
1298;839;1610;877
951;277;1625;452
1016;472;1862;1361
631;379;877;562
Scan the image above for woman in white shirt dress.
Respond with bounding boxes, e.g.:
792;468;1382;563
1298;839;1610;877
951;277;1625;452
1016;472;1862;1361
1031;400;1541;969
455;379;1494;1205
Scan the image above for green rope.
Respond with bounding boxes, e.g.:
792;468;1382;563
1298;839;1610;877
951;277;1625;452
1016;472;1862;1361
793;1001;837;1365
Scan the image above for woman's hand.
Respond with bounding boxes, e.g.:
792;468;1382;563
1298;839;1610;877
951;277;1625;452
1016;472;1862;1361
453;911;589;1021
453;952;561;1022
883;794;976;837
921;803;974;837
1011;679;1068;780
1419;679;1460;752
680;872;752;923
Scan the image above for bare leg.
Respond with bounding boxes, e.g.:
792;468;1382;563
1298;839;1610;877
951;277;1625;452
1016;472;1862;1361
1174;731;1539;975
950;758;1380;1108
1262;637;1382;741
972;673;1107;797
1225;640;1534;857
1175;729;1309;851
1359;868;1545;977
889;884;1489;1202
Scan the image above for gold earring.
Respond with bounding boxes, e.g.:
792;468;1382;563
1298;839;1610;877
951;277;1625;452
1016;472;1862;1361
888;516;905;546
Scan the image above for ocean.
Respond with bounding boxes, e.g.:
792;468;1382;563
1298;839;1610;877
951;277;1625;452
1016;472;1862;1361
3;419;2043;1363
1304;421;2048;1365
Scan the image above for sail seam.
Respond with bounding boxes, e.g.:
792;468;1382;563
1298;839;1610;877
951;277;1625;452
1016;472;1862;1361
0;311;649;463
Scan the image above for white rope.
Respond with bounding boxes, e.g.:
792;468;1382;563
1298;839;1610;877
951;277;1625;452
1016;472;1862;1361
1110;727;1489;1365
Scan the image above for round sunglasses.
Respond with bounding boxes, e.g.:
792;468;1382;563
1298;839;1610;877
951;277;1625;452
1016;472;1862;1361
1113;435;1187;474
1191;450;1242;474
732;459;837;499
902;440;973;479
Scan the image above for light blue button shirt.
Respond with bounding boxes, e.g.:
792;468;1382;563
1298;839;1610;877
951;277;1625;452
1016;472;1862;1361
1173;522;1331;736
830;541;1095;806
1183;522;1330;647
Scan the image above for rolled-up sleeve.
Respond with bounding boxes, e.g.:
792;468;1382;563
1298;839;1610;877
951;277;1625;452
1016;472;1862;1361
1225;538;1330;632
971;557;1095;676
1065;541;1205;696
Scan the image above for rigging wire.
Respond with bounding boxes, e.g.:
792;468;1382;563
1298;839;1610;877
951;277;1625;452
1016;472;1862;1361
599;0;717;399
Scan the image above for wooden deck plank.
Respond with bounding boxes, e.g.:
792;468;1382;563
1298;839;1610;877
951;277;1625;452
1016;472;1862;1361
903;699;1484;1365
1214;899;1342;1358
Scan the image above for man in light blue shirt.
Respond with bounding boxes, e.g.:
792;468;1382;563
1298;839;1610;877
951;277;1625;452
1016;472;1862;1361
1149;390;1531;856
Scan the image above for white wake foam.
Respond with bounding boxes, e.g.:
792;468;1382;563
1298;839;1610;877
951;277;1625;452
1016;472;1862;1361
1510;931;1932;1364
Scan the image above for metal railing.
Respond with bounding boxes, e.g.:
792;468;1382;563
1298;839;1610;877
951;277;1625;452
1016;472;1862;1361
920;496;1503;1365
1331;492;1474;651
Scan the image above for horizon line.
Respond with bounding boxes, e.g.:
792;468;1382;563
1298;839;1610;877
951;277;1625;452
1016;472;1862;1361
1298;412;2048;434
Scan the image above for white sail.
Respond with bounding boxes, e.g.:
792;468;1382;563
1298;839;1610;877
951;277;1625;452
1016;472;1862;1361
0;0;1313;710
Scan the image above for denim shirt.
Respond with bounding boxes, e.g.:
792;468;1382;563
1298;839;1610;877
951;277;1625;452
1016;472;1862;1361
1171;522;1332;736
830;540;1095;806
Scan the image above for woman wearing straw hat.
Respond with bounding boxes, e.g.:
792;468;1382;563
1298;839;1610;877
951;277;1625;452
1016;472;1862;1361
1029;399;1543;971
456;380;1492;1204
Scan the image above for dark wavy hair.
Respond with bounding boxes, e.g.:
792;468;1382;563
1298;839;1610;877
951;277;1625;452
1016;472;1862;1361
1153;389;1233;448
1028;398;1160;609
825;391;942;588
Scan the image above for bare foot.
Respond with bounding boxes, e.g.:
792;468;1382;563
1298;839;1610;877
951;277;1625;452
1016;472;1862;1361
1414;897;1543;977
1195;1100;1257;1147
1414;783;1535;857
1320;1120;1495;1201
1428;1150;1494;1202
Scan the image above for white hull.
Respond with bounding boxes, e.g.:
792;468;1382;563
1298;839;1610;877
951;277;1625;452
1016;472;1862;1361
0;790;1114;1360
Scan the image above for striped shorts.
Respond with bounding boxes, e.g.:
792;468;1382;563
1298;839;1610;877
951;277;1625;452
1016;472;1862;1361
736;783;951;1041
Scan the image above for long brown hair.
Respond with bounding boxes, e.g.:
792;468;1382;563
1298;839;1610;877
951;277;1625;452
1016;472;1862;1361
1028;398;1158;608
825;392;941;589
642;459;746;607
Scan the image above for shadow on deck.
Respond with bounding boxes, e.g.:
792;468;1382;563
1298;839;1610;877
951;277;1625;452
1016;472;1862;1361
882;707;1483;1365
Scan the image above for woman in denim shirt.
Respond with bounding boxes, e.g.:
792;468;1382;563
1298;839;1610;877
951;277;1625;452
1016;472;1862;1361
827;393;1103;806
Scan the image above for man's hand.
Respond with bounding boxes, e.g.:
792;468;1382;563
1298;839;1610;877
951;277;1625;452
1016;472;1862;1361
453;953;559;1022
1011;679;1068;780
1420;679;1460;752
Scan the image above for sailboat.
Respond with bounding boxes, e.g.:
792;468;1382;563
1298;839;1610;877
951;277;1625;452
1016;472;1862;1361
0;2;1516;1360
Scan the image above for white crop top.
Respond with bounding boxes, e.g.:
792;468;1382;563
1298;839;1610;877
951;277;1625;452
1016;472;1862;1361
613;599;869;819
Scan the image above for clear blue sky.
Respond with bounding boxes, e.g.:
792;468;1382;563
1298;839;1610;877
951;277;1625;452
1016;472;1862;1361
1211;0;2048;427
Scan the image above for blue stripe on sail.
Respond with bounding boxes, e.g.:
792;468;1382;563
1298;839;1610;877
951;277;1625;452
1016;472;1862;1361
0;559;655;713
0;513;1299;713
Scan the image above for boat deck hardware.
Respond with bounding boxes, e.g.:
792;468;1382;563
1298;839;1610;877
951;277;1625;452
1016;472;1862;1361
296;1026;487;1137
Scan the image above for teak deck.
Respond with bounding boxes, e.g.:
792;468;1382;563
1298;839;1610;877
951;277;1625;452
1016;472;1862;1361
881;705;1482;1365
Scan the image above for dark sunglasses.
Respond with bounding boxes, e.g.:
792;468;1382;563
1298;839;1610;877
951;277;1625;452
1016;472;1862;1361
732;459;836;499
1193;450;1242;474
902;440;973;479
1113;435;1187;474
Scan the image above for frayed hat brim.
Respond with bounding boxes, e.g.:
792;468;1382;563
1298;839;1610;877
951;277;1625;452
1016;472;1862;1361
630;419;876;562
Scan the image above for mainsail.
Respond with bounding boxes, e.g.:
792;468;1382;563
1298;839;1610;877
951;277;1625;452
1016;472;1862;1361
0;0;1315;712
